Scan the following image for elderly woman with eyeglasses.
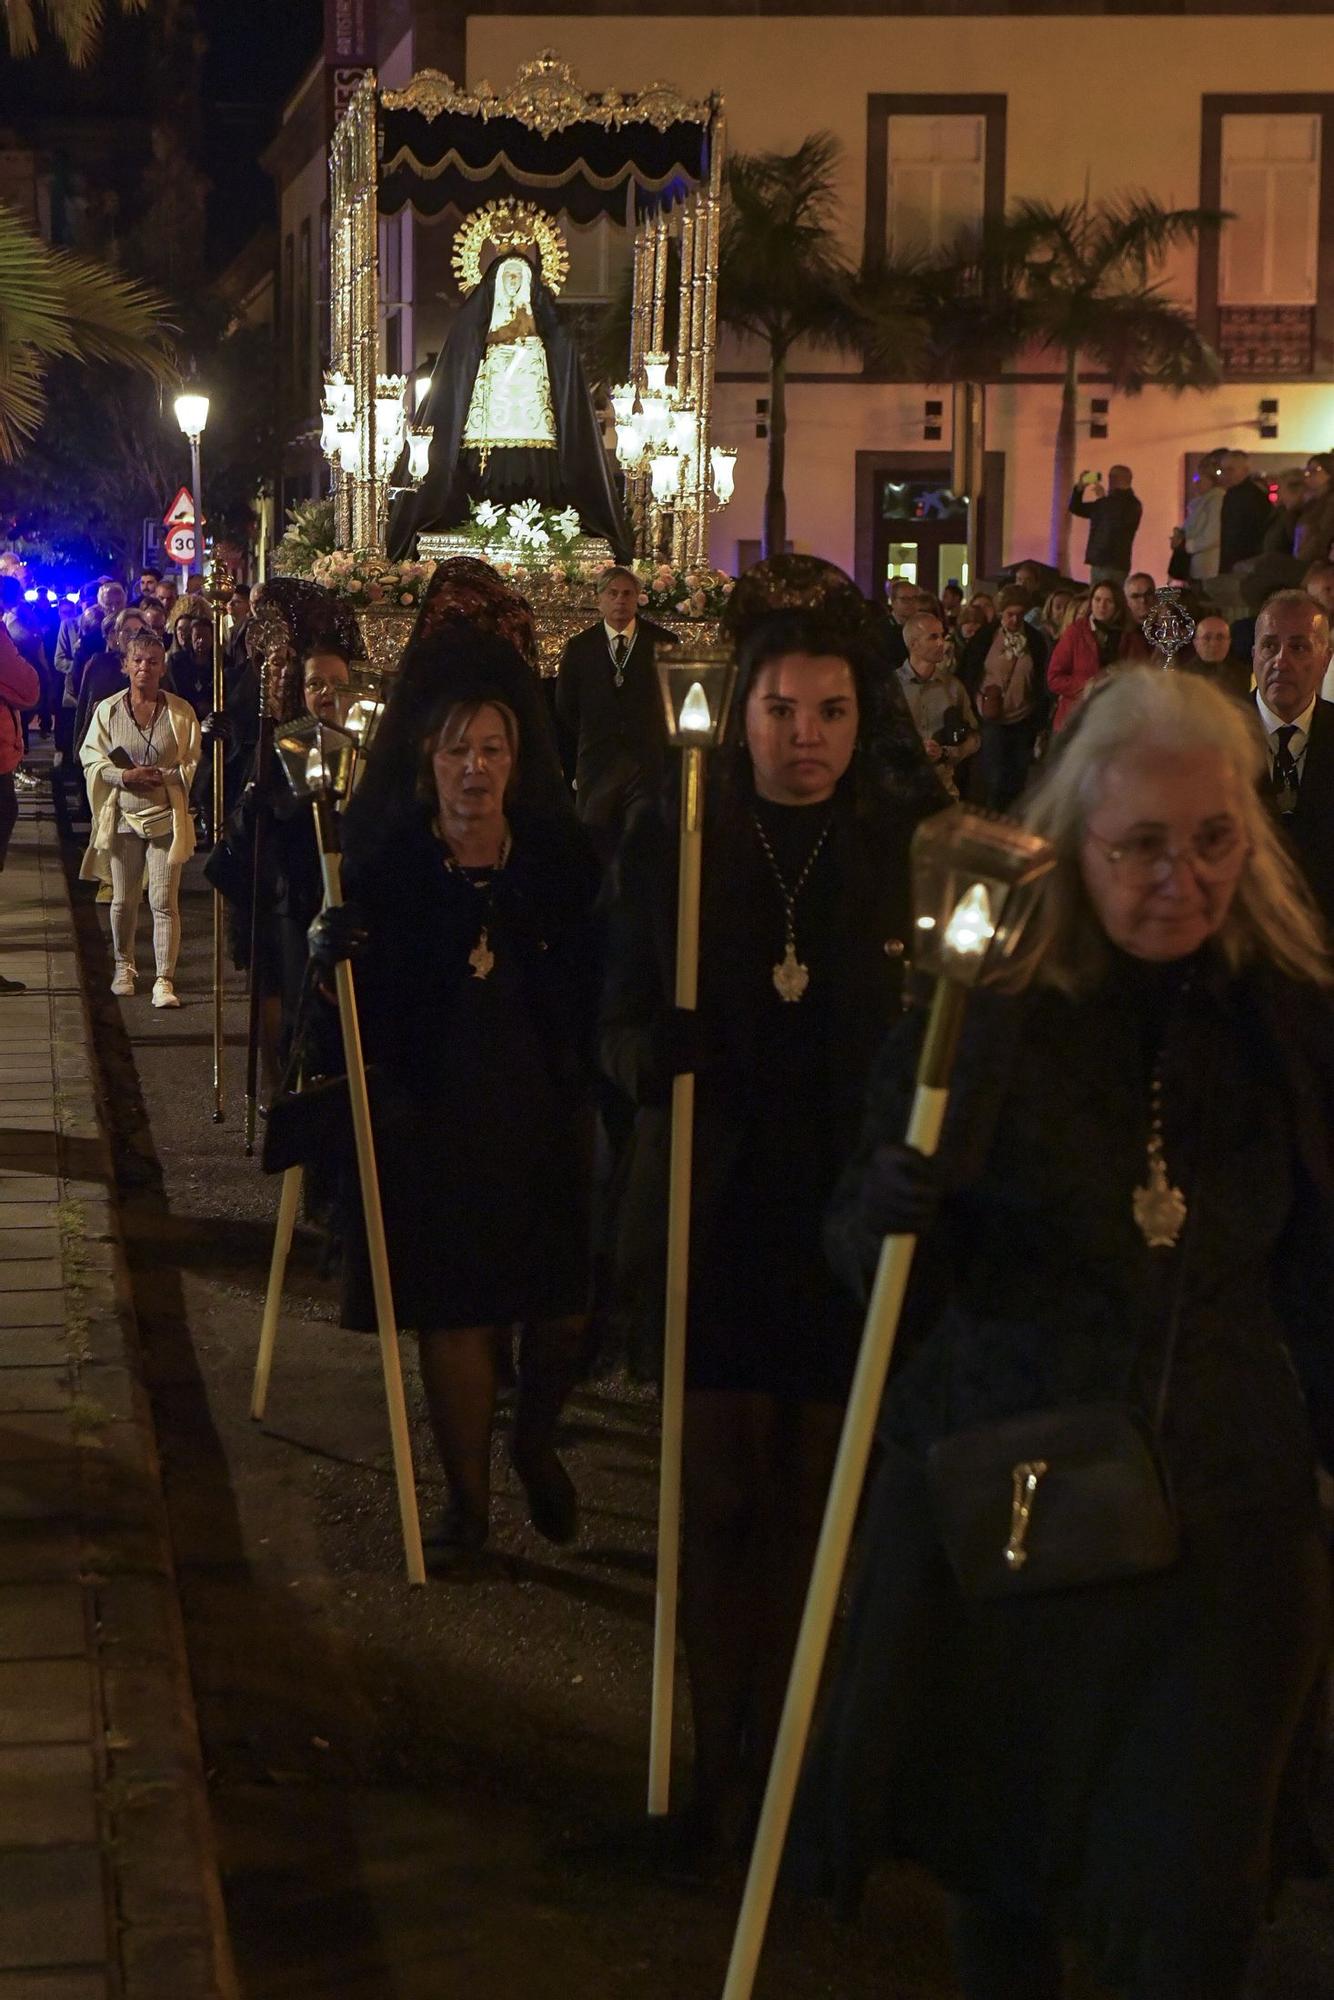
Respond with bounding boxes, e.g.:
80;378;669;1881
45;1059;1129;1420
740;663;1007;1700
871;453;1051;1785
79;629;200;1006
813;666;1334;2000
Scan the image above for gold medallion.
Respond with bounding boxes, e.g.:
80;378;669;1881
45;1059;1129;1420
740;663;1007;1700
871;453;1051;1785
1132;1159;1187;1249
772;944;810;1004
468;929;495;981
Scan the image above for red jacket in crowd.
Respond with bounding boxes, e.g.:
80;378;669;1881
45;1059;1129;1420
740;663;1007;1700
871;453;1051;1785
0;624;40;777
1046;617;1152;733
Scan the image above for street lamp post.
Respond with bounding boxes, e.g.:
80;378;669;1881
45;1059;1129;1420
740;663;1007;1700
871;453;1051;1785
174;390;225;1120
174;391;209;581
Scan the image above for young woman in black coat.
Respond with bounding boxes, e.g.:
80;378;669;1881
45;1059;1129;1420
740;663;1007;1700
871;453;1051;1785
601;590;944;1856
817;666;1334;2000
314;626;602;1562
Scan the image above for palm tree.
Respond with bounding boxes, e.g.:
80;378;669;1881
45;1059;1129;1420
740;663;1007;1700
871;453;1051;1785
2;0;144;62
720;134;922;559
0;203;173;461
950;195;1226;569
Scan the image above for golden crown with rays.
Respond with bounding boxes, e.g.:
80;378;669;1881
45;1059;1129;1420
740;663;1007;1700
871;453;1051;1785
452;200;570;298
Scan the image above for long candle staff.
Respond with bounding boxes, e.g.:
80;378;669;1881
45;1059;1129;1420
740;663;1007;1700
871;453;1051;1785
647;646;737;1817
722;808;1055;1998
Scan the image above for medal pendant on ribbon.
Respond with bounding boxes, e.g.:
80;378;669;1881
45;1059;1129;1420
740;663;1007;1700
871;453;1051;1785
1133;1159;1187;1249
468;929;495;981
772;943;810;1004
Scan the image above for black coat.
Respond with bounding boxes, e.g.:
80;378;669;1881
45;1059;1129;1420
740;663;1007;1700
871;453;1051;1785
1068;484;1142;570
1259;692;1334;933
204;745;324;1026
600;780;922;1394
553;618;678;837
336;806;603;1331
813;955;1334;1973
1219;477;1274;572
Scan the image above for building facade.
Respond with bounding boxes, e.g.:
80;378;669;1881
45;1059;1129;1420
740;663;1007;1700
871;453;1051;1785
267;3;1334;591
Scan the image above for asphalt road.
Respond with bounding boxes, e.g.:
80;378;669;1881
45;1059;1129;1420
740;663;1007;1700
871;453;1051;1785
67;841;1334;2000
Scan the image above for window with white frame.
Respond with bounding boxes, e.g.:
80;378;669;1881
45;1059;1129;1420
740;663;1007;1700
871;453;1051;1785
562;216;634;302
1220;113;1320;305
887;115;985;259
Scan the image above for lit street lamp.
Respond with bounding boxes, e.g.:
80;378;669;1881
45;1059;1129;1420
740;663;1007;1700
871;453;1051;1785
173;390;210;580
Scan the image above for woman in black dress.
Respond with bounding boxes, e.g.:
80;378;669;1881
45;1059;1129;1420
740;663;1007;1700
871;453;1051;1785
818;665;1334;1998
315;623;602;1562
601;558;943;1854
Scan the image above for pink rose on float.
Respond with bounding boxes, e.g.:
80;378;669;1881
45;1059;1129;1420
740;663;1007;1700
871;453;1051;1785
638;592;649;606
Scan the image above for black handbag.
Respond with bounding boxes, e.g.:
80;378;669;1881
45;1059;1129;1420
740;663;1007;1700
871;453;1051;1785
928;1401;1179;1598
261;1070;358;1175
926;1062;1207;1600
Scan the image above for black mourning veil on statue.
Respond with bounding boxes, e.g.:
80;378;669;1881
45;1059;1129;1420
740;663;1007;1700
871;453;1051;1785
387;250;631;562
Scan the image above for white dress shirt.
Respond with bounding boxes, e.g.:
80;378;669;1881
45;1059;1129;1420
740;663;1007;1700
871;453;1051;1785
604;618;637;658
1255;689;1317;779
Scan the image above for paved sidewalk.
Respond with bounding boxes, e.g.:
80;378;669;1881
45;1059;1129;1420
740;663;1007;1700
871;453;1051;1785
0;773;236;2000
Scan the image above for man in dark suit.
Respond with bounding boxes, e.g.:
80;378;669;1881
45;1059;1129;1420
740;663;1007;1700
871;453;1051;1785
555;566;678;847
1253;588;1334;929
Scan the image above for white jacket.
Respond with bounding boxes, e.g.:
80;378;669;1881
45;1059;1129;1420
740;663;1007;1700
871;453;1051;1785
79;689;201;885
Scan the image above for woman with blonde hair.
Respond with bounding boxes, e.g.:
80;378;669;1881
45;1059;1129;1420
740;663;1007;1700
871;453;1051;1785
79;629;201;1006
817;667;1334;1999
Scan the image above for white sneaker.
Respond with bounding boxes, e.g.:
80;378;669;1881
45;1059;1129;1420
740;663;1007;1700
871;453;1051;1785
151;978;181;1009
110;966;136;997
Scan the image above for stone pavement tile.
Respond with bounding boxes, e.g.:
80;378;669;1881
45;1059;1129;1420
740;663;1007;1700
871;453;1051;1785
0;1415;79;1463
0;1972;107;1999
0;1149;60;1181
0;1847;105;1967
0;1258;62;1290
115;1784;213;1931
0;1205;61;1230
0;1743;98;1845
0;1115;57;1133
120;1927;216;2000
0;1465;80;1526
0;1583;84;1659
0;1090;57;1109
74;1365;134;1423
0;1368;71;1412
0;1227;59;1257
0;1656;92;1742
0;1293;65;1328
0;1330;72;1367
0;1180;60;1203
0;1521;80;1585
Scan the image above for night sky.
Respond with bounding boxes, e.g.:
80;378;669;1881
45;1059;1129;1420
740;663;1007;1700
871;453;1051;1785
0;0;322;268
202;0;322;263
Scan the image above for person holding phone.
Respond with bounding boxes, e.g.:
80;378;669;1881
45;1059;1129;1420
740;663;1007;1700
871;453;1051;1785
1068;464;1143;586
79;630;200;1007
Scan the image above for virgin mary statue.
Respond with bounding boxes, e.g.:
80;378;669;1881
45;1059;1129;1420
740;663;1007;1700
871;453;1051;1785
388;251;630;561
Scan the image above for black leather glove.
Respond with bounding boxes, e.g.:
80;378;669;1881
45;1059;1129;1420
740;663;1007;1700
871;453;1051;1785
660;1004;711;1079
198;710;226;748
859;1144;942;1239
307;904;366;972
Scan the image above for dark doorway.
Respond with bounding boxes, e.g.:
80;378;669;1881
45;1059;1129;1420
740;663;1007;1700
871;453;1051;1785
874;473;970;597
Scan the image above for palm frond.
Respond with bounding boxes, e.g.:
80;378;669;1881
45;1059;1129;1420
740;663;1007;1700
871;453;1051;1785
1088;193;1229;283
0;342;49;456
3;0;148;66
0;202;173;462
720;136;862;357
1079;290;1222;393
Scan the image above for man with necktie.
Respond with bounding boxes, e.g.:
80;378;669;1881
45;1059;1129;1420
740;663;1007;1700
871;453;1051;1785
554;566;678;850
1253;588;1334;929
